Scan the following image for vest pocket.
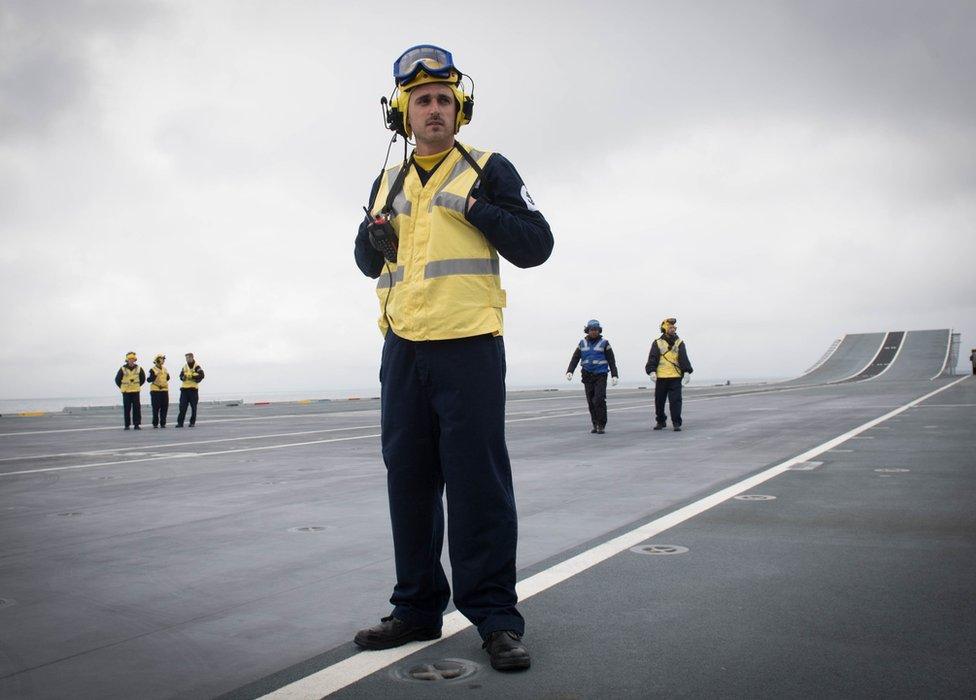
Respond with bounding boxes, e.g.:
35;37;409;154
490;288;507;309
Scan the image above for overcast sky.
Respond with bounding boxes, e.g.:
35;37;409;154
1;0;973;401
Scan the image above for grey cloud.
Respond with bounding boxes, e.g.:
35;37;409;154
0;0;169;139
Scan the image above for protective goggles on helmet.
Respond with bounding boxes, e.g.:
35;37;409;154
393;44;458;86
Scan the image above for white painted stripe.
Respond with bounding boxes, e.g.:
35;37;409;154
0;379;875;439
0;402;659;476
0;411;369;437
258;375;969;699
3;379;943;477
0;433;384;477
931;329;953;380
0;425;382;463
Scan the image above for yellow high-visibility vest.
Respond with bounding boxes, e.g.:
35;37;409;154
151;365;169;391
370;143;506;340
181;363;200;389
120;365;142;393
656;338;684;379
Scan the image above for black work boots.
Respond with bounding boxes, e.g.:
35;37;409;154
353;616;441;650
483;630;531;671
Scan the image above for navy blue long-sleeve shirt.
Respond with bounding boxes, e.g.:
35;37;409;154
355;150;553;278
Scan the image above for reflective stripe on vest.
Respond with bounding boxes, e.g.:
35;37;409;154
579;338;610;374
656;338;684;379
370;144;505;340
376;266;405;289
151;365;169;391
120;365;141;393
182;363;200;389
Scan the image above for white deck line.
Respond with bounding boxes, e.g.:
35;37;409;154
830;331;892;384
931;329;954;380
257;375;970;700
0;425;383;463
0;382;825;439
0;382;876;477
0;382;872;474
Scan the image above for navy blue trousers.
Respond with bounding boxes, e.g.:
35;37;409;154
177;388;198;426
654;377;683;426
122;392;141;427
380;331;524;639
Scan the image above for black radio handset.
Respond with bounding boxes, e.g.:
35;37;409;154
364;206;398;263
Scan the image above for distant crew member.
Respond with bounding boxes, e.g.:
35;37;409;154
970;348;975;375
147;354;170;428
645;318;693;431
176;352;204;428
566;319;619;434
114;352;145;430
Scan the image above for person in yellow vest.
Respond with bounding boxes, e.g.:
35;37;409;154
147;354;170;428
353;45;553;671
645;318;694;431
176;352;204;428
114;351;145;430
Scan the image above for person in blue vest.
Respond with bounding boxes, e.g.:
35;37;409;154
645;318;694;431
566;319;619;434
352;45;553;671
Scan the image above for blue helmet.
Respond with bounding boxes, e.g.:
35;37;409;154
584;319;602;333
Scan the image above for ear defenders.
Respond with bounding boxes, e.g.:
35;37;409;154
385;76;473;139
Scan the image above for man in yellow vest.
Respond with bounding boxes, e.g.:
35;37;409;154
176;352;204;428
645;318;694;431
114;351;145;430
147;354;170;428
353;45;553;671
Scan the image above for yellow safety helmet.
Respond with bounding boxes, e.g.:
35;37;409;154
660;318;677;333
125;352;137;361
154;353;166;362
386;44;473;138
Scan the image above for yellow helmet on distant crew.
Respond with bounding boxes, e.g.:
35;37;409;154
385;44;473;138
154;353;166;363
660;318;677;334
125;352;137;361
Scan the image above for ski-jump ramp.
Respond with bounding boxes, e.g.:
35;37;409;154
787;329;954;386
779;332;885;386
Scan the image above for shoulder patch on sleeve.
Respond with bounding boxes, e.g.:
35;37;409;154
520;184;539;212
